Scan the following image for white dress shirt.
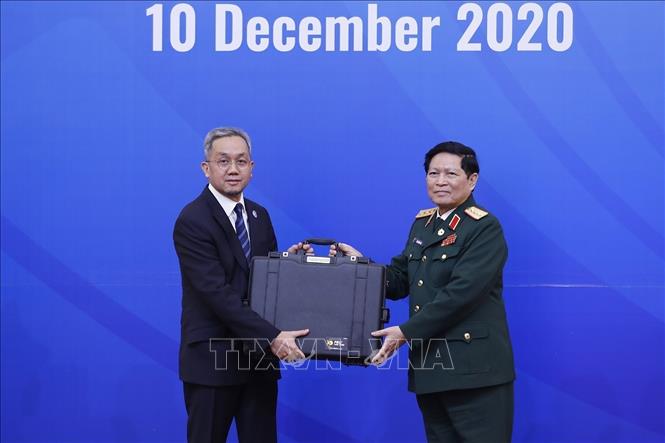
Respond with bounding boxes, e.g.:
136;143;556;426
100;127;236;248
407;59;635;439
437;207;456;221
208;184;251;242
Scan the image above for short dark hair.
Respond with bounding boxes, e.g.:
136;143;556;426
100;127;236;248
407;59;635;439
424;141;479;177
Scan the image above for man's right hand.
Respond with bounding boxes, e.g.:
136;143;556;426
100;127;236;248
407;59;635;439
270;329;309;361
286;242;314;255
330;242;364;257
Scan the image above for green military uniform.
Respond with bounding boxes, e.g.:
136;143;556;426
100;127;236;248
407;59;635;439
386;195;515;442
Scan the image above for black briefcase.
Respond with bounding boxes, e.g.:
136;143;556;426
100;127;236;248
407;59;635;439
248;239;389;366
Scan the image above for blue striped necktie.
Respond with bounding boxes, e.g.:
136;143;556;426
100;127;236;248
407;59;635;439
233;203;251;262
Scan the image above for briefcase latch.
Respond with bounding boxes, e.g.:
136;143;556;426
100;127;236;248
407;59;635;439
350;256;370;264
381;308;390;323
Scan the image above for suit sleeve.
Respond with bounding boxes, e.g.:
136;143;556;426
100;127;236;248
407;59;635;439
173;214;280;341
385;222;417;300
399;217;507;341
266;210;278;252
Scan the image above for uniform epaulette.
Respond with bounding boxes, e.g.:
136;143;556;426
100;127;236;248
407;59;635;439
465;206;488;220
415;207;437;219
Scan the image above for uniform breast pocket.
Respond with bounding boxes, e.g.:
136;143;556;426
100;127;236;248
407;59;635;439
407;246;423;284
426;246;462;288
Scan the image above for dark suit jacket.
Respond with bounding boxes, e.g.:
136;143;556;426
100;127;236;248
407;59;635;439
173;186;281;386
386;195;515;394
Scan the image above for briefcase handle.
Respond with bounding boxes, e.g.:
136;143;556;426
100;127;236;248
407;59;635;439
301;238;343;257
303;238;336;246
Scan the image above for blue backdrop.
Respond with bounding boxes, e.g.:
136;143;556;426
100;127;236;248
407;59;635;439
1;1;663;442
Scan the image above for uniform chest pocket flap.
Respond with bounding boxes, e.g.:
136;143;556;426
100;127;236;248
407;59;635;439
431;245;462;262
407;246;423;261
407;246;423;284
426;246;462;287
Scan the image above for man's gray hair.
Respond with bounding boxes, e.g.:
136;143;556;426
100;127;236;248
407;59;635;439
203;127;252;160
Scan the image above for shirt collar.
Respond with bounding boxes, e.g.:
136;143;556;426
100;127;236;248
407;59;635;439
208;183;245;218
437;207;456;221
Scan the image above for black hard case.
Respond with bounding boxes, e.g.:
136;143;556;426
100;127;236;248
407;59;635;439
249;251;389;365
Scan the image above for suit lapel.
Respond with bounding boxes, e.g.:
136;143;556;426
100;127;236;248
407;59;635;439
245;199;262;257
202;188;249;273
420;217;444;250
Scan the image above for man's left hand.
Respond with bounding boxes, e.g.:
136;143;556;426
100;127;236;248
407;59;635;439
370;326;406;365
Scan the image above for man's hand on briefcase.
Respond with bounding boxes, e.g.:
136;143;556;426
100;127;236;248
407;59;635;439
287;242;314;255
330;242;363;257
370;326;406;365
271;329;310;361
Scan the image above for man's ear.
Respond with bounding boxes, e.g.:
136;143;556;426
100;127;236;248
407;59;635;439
201;161;210;178
468;172;479;191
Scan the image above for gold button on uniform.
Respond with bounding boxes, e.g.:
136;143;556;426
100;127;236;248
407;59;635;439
437;228;444;236
441;254;447;260
464;332;471;342
417;280;424;287
414;305;420;313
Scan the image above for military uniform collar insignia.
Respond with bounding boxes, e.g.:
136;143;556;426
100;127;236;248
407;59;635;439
448;214;461;230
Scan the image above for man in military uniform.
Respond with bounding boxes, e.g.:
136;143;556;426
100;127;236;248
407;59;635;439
336;141;515;443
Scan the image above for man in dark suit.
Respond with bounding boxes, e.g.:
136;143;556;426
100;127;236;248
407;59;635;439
173;127;309;442
336;142;515;443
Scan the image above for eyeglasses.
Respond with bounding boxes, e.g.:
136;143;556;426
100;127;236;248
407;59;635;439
205;158;251;171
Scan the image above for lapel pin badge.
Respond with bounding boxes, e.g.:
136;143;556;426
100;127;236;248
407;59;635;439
252;210;258;219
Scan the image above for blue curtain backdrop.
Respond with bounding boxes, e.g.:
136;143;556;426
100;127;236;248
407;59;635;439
1;1;663;442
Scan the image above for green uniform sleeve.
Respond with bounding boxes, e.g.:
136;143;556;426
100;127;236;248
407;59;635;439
399;217;507;341
385;222;417;300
